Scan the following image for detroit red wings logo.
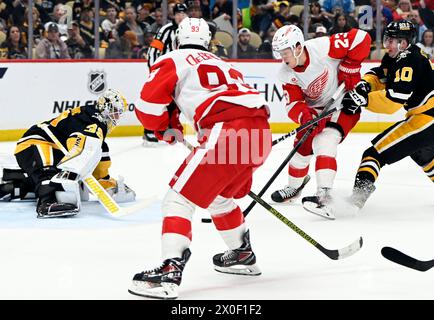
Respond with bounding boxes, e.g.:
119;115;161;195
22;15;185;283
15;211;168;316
304;69;329;101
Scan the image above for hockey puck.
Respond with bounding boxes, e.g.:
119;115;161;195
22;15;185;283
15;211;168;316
201;218;212;223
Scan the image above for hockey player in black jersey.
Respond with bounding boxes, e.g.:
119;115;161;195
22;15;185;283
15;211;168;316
0;89;136;218
342;20;434;209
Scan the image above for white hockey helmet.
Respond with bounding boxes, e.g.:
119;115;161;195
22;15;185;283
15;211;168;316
272;25;305;58
176;17;211;49
97;89;128;132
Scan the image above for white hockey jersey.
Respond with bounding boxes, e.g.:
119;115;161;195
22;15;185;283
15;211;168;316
135;48;268;132
277;28;371;123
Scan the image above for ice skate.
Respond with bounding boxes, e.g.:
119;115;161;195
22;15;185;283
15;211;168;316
36;197;78;219
271;175;310;203
213;230;261;276
302;187;335;220
349;178;376;209
129;248;191;300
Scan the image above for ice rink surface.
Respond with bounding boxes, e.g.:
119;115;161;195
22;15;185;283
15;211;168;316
0;133;432;300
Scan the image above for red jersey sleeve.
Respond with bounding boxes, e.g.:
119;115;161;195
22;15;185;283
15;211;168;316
283;83;309;124
328;28;371;64
135;57;179;131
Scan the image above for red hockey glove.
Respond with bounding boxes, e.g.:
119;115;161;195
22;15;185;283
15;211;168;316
338;60;362;91
154;107;184;145
299;107;326;136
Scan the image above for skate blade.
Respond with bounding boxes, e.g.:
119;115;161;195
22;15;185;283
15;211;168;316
37;210;79;219
271;196;300;205
128;281;178;300
214;263;261;276
302;201;336;220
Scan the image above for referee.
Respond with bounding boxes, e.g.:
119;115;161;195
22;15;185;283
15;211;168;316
143;3;188;145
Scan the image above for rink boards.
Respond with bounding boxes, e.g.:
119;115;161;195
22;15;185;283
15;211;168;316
0;60;406;141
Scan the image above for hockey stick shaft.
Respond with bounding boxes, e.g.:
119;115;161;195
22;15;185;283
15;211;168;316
272;83;345;146
248;191;362;260
243;83;346;217
38;123;125;217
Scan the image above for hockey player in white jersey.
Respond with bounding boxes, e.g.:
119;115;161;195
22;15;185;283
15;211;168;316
270;25;371;219
129;18;271;299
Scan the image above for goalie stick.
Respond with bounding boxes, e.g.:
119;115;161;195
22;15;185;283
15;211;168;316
38;123;153;217
381;247;434;272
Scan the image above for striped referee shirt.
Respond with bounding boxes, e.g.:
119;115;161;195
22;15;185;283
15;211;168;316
147;21;177;68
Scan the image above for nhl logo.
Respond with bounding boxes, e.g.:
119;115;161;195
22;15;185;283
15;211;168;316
88;71;106;94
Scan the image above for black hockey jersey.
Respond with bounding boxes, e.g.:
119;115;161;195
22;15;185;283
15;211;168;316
364;44;434;117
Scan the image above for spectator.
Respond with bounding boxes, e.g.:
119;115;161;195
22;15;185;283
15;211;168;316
66;20;93;59
408;9;428;41
22;6;45;46
101;5;120;44
419;0;434;28
329;13;352;34
117;6;150;47
208;20;229;59
251;0;275;38
149;8;163;34
273;1;291;29
229;27;257;59
123;29;143;58
187;0;211;19
320;0;355;17
187;4;202;18
308;1;332;31
396;0;413;19
78;7;100;54
257;24;277;59
212;0;233;19
137;3;155;25
47;4;69;39
0;25;27;59
73;0;94;21
101;0;125;13
35;22;70;59
315;24;328;37
383;0;404;21
416;28;434;57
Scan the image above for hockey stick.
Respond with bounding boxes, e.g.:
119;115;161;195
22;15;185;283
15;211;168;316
272;83;346;146
180;139;363;259
38;123;152;217
249;190;363;260
243;83;346;217
381;247;434;272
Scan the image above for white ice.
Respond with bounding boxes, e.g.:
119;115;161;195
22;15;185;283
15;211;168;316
0;133;432;300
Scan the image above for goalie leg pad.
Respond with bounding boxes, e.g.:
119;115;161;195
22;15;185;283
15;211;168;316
50;171;81;210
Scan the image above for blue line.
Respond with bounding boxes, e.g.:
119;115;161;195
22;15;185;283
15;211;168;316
0;68;7;79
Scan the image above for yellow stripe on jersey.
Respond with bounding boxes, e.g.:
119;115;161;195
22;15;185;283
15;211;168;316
374;114;434;153
406;96;434;117
14;138;58;155
358;167;378;180
423;158;434;173
366;91;403;115
363;73;386;91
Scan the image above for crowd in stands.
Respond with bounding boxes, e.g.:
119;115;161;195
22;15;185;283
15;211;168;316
0;0;433;60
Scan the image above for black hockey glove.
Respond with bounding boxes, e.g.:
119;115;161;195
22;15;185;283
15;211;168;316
341;81;371;115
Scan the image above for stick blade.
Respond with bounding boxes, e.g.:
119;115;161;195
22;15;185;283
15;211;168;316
381;246;434;272
336;237;363;260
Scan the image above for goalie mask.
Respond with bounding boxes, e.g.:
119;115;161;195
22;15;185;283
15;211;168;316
96;89;128;132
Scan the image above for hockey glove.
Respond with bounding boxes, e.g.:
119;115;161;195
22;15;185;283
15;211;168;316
154;107;184;145
299;107;326;136
338;60;362;91
342;81;371;115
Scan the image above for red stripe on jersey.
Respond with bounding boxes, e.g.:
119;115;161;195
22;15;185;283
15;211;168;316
162;216;192;240
135;108;169;131
288;164;309;178
212;206;244;231
315;155;337;171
